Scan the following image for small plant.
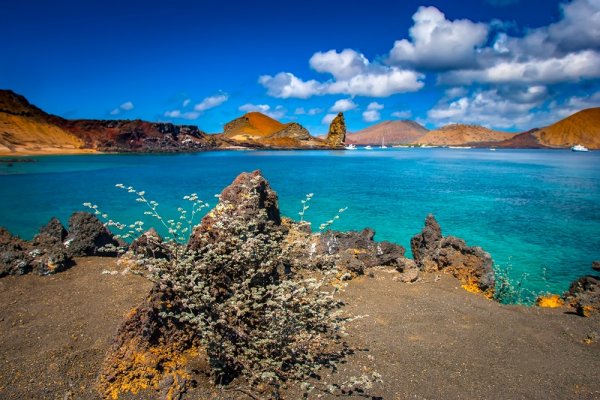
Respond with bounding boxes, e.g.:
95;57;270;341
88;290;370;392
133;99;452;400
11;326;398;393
298;193;313;222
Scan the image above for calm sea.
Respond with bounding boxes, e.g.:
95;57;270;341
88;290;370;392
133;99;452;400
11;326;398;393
1;149;599;299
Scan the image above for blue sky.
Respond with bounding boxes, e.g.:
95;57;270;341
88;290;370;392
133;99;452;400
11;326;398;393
1;0;599;134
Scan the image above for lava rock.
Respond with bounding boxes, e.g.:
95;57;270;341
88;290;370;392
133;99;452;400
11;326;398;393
564;263;600;317
410;214;495;294
592;261;600;272
0;227;31;276
188;170;282;249
64;212;121;257
410;214;443;272
38;217;68;242
129;228;170;259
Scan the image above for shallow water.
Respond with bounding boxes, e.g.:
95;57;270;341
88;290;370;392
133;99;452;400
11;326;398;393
1;148;599;298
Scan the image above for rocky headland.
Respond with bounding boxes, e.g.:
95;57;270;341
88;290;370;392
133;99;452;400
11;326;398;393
0;171;598;399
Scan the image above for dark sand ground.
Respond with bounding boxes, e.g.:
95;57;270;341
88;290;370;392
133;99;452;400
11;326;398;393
0;259;598;399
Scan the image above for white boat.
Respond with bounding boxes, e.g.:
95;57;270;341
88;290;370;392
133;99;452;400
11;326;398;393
380;137;387;149
489;148;497;151
345;144;357;150
448;146;472;149
571;144;589;152
364;145;373;150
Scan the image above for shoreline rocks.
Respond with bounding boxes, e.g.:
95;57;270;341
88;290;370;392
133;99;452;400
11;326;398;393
411;214;495;295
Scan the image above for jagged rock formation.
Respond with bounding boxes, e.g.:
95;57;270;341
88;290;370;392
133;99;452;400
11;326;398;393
270;122;311;140
0;218;73;276
317;228;406;274
411;214;495;295
64;212;122;257
326;112;346;147
564;262;600;317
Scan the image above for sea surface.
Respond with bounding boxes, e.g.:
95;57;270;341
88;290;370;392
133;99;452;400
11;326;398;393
1;149;599;301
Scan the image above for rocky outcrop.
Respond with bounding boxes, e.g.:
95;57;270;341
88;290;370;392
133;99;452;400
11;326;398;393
98;287;200;400
411;214;495;295
326;112;346;147
564;263;600;317
270;122;311;140
0;218;73;276
188;170;282;250
129;228;170;259
318;228;406;274
64;212;122;257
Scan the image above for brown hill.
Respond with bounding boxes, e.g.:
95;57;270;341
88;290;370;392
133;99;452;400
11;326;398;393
0;90;219;154
534;108;600;149
220;112;341;148
414;124;514;146
0;90;84;154
346;120;428;145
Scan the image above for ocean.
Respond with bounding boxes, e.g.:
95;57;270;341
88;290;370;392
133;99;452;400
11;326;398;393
1;148;599;301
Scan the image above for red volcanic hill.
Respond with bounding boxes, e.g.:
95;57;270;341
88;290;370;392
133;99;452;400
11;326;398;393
346;120;428;145
413;124;514;146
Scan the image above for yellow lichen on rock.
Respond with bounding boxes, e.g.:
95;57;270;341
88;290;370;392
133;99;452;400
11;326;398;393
536;294;565;308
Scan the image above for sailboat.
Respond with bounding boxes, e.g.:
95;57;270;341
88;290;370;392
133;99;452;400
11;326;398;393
380;136;387;149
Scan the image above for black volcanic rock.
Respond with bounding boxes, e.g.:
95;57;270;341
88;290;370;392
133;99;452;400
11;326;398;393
565;272;600;317
64;212;121;256
188;170;282;250
0;227;31;276
38;217;68;242
129;228;170;259
318;228;406;274
411;214;495;294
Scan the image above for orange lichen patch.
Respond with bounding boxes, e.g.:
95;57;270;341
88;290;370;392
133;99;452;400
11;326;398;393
460;278;494;299
580;305;595;317
536;295;565;308
99;339;200;400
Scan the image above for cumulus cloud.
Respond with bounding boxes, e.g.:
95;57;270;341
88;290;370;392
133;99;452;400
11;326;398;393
110;101;135;115
239;103;287;119
388;6;489;70
295;107;322;115
163;110;200;120
322;113;337;125
391;110;412;119
329;98;357;112
362;102;384;122
440;50;600;85
427;87;552;129
438;0;600;86
194;93;229;112
259;49;424;98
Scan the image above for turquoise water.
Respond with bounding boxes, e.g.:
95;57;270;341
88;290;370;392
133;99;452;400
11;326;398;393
1;149;599;297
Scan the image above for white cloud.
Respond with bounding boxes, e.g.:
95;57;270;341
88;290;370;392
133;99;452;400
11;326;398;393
310;49;370;80
441;50;600;85
163;110;201;120
427;87;552;129
110;101;135;115
388;6;489;70
259;49;424;98
239;103;286;120
391;110;412;119
183;98;191;107
194;93;229;112
329;98;357;112
547;0;600;52
295;107;322;115
322;113;337;125
362;102;384;122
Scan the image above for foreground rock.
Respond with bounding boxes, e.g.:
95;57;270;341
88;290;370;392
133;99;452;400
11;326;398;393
411;214;495;295
0;218;73;276
318;228;406;275
564;262;600;317
64;212;122;257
